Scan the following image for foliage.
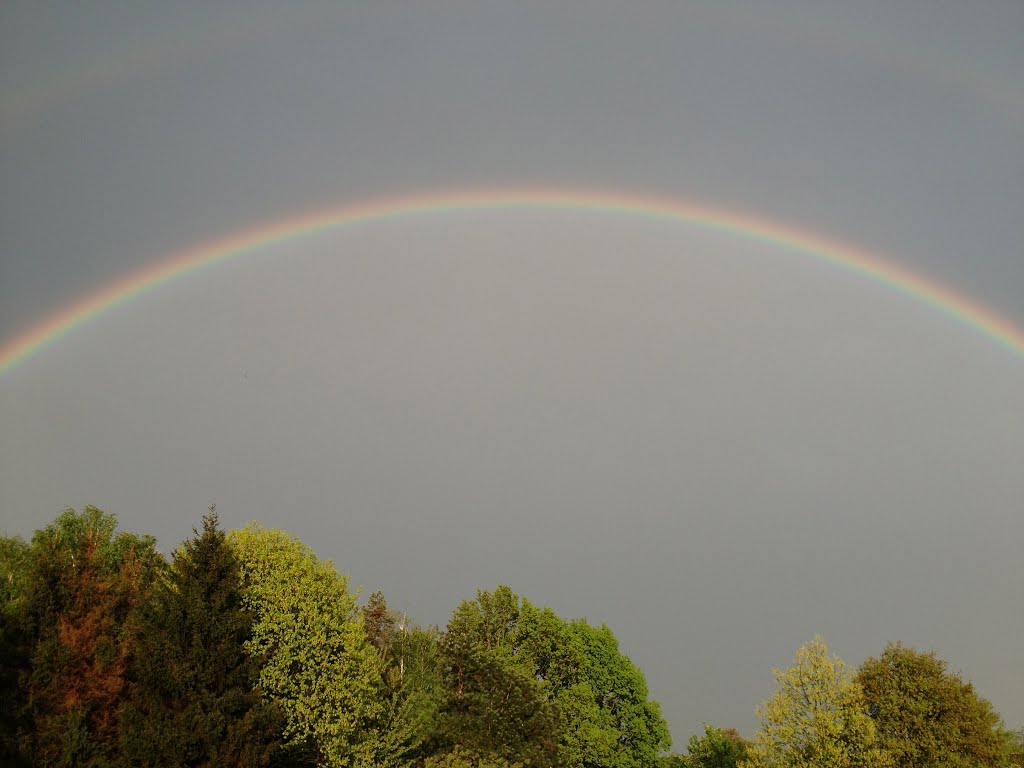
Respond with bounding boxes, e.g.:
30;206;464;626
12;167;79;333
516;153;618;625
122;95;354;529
1005;728;1024;768
856;643;1011;768
423;744;524;768
120;508;284;767
361;591;443;768
229;523;384;767
658;754;689;768
683;725;750;768
7;507;163;767
364;590;398;662
0;534;32;765
743;636;889;768
439;586;562;766
0;535;30;617
440;627;559;766
565;619;671;768
439;585;670;768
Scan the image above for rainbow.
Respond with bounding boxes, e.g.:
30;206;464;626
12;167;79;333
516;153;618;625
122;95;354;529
2;187;1023;378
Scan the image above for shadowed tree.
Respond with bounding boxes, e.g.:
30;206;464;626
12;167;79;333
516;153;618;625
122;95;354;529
120;508;284;767
440;587;561;767
0;535;32;765
364;590;397;661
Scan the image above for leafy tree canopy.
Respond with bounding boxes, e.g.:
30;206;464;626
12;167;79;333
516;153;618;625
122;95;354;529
361;590;443;768
856;642;1010;768
1005;728;1024;768
424;744;525;768
683;725;750;768
565;619;671;768
743;636;889;768
440;595;560;767
441;586;670;768
229;523;384;768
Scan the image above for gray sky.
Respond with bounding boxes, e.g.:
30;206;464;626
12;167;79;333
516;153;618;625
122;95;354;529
1;1;1022;745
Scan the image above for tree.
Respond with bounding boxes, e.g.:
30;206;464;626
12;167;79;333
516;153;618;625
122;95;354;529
7;507;163;767
0;534;31;765
439;587;562;767
856;643;1011;768
684;725;750;768
120;508;284;767
364;591;398;661
565;619;671;768
439;586;670;768
228;523;384;767
743;636;889;768
658;754;688;768
1005;728;1024;768
423;745;524;768
361;591;443;768
423;744;524;768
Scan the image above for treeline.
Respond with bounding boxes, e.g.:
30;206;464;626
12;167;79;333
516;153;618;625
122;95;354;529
0;507;668;767
667;639;1022;768
0;507;1019;768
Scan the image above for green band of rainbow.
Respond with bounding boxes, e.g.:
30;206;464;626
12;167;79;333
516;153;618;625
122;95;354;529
2;187;1022;378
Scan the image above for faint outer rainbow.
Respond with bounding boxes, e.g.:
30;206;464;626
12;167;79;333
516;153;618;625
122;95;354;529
2;187;1023;377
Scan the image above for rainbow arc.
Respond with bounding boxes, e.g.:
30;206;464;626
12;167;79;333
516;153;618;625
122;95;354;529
2;188;1022;378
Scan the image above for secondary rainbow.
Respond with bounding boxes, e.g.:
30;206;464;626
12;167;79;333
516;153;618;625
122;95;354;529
2;187;1023;378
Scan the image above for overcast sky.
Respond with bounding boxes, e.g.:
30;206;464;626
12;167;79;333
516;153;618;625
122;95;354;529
1;1;1022;745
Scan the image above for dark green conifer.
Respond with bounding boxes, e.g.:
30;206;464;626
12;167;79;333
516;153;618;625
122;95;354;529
120;507;284;767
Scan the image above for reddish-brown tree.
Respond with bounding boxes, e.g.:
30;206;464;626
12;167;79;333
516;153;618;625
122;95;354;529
20;507;163;766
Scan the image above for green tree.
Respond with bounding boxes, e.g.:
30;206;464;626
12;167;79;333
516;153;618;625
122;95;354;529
228;523;384;767
439;586;670;768
743;636;889;768
440;587;561;767
361;591;443;768
423;744;524;768
120;508;284;767
1005;728;1024;768
657;754;688;768
565;619;671;768
684;725;750;768
856;643;1010;768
